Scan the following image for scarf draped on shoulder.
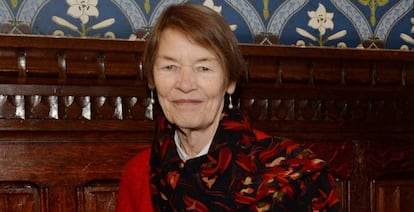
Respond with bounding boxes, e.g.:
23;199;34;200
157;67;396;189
149;110;340;211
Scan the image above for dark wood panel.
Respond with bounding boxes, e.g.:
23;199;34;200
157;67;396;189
0;182;40;212
81;182;119;212
374;180;414;212
47;186;76;212
369;140;414;178
0;35;412;211
0;140;151;185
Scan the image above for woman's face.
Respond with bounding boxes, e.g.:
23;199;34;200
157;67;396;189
152;28;235;132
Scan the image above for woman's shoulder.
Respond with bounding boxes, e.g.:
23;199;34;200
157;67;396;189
252;129;272;140
132;148;151;160
251;129;303;153
250;129;329;171
117;148;154;212
123;148;151;173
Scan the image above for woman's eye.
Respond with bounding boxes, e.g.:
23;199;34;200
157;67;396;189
162;65;177;71
199;66;211;71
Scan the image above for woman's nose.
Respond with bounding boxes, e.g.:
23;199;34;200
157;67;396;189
175;66;195;92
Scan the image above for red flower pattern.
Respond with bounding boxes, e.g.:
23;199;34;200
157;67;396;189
149;110;341;211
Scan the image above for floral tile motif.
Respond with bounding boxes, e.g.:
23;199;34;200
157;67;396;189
0;0;412;49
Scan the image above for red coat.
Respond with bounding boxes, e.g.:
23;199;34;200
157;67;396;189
116;148;154;212
117;110;341;211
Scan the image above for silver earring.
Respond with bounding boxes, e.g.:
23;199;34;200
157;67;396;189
228;95;233;109
145;90;155;120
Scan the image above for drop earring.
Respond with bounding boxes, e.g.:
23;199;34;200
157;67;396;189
228;94;233;109
145;90;155;120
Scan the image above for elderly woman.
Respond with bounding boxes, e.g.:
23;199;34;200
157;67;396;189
117;3;340;212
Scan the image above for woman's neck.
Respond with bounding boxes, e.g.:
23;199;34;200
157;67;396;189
175;118;220;158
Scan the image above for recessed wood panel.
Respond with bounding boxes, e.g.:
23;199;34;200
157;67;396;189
312;59;343;84
0;182;40;212
81;182;119;212
25;48;60;77
279;58;311;83
375;180;414;212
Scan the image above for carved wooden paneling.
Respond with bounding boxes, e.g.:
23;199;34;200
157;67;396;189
0;182;121;212
0;36;412;211
25;48;60;77
312;59;343;84
368;140;414;178
80;182;119;212
0;141;151;183
374;180;414;212
343;60;372;84
278;57;311;83
405;62;414;85
0;93;148;131
104;52;142;79
244;56;278;82
0;48;20;77
0;182;40;212
46;186;77;212
335;180;350;212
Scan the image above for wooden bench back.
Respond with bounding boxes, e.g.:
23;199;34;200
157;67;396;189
0;35;413;211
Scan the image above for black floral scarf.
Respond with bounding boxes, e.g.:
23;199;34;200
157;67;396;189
149;110;340;211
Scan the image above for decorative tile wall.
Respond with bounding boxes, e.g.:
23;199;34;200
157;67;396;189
0;0;413;49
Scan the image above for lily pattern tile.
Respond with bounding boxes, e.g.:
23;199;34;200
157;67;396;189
0;0;413;49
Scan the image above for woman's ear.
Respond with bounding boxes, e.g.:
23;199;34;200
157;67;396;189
226;81;236;95
147;79;155;90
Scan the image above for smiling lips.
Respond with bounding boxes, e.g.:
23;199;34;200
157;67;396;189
173;99;202;104
172;99;203;108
